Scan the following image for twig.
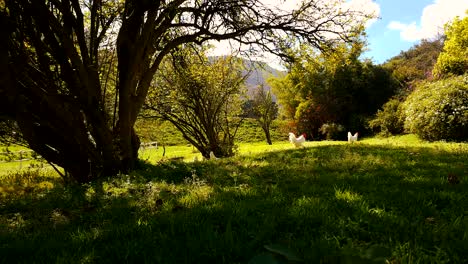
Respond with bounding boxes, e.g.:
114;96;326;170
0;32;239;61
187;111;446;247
47;160;67;181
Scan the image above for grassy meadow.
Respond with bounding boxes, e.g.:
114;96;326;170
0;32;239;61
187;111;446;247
0;135;467;263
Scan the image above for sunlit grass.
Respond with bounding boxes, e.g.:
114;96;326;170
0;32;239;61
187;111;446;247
0;135;467;263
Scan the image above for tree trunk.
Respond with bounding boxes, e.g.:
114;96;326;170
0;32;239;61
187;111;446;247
262;125;272;145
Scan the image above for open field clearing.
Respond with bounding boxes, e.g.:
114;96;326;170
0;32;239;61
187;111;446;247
1;135;467;263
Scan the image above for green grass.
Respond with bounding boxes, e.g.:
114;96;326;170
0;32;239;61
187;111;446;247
1;136;467;263
135;117;291;145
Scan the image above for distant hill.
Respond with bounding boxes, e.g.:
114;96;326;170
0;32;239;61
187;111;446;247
209;56;285;100
242;60;285;99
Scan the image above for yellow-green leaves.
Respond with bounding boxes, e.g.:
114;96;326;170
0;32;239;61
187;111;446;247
433;12;468;78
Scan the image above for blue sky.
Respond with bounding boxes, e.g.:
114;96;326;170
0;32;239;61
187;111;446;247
363;0;468;64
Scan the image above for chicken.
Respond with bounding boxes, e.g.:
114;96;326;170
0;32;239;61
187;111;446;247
289;132;306;148
209;151;218;160
347;132;358;143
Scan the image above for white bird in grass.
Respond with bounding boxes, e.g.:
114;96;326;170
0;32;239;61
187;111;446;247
288;132;306;148
347;132;358;143
209;151;218;160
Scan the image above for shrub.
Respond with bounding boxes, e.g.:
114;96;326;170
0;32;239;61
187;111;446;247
432;15;468;78
403;75;468;141
368;97;405;136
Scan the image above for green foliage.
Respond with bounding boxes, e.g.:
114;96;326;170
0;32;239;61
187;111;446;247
383;38;444;86
368;97;405;136
268;73;300;120
403;75;468;141
433;13;468;78
146;47;246;158
374;37;448;138
1;137;468;263
249;86;279;145
270;42;398;138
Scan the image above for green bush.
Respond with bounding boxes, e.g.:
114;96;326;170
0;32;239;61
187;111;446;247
403;75;468;141
368;97;405;136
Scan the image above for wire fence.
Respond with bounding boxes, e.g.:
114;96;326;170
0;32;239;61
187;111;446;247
0;150;36;162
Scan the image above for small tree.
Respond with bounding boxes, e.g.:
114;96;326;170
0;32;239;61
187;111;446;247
251;85;278;145
145;47;246;158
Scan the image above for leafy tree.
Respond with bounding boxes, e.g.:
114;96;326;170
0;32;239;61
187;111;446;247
1;0;373;182
267;73;300;120
270;41;398;138
433;13;468;78
250;85;278;145
145;48;246;159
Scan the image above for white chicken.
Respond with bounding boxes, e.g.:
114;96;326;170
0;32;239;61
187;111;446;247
347;132;358;143
209;151;218;160
289;132;306;148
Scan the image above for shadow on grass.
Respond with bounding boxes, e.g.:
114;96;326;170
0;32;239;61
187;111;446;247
0;143;467;263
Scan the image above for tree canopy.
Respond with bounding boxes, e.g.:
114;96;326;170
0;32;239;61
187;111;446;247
270;41;398;138
145;47;246;158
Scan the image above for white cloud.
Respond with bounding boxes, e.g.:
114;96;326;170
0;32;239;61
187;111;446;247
260;0;301;12
344;0;381;27
388;0;468;42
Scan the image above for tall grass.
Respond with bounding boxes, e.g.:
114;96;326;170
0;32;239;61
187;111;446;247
0;136;467;263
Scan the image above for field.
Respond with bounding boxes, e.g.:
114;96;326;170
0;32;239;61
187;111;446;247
0;135;467;263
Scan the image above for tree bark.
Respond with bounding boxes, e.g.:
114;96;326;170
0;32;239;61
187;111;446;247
263;125;272;145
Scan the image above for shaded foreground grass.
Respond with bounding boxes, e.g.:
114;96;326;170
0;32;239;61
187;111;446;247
0;137;467;263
